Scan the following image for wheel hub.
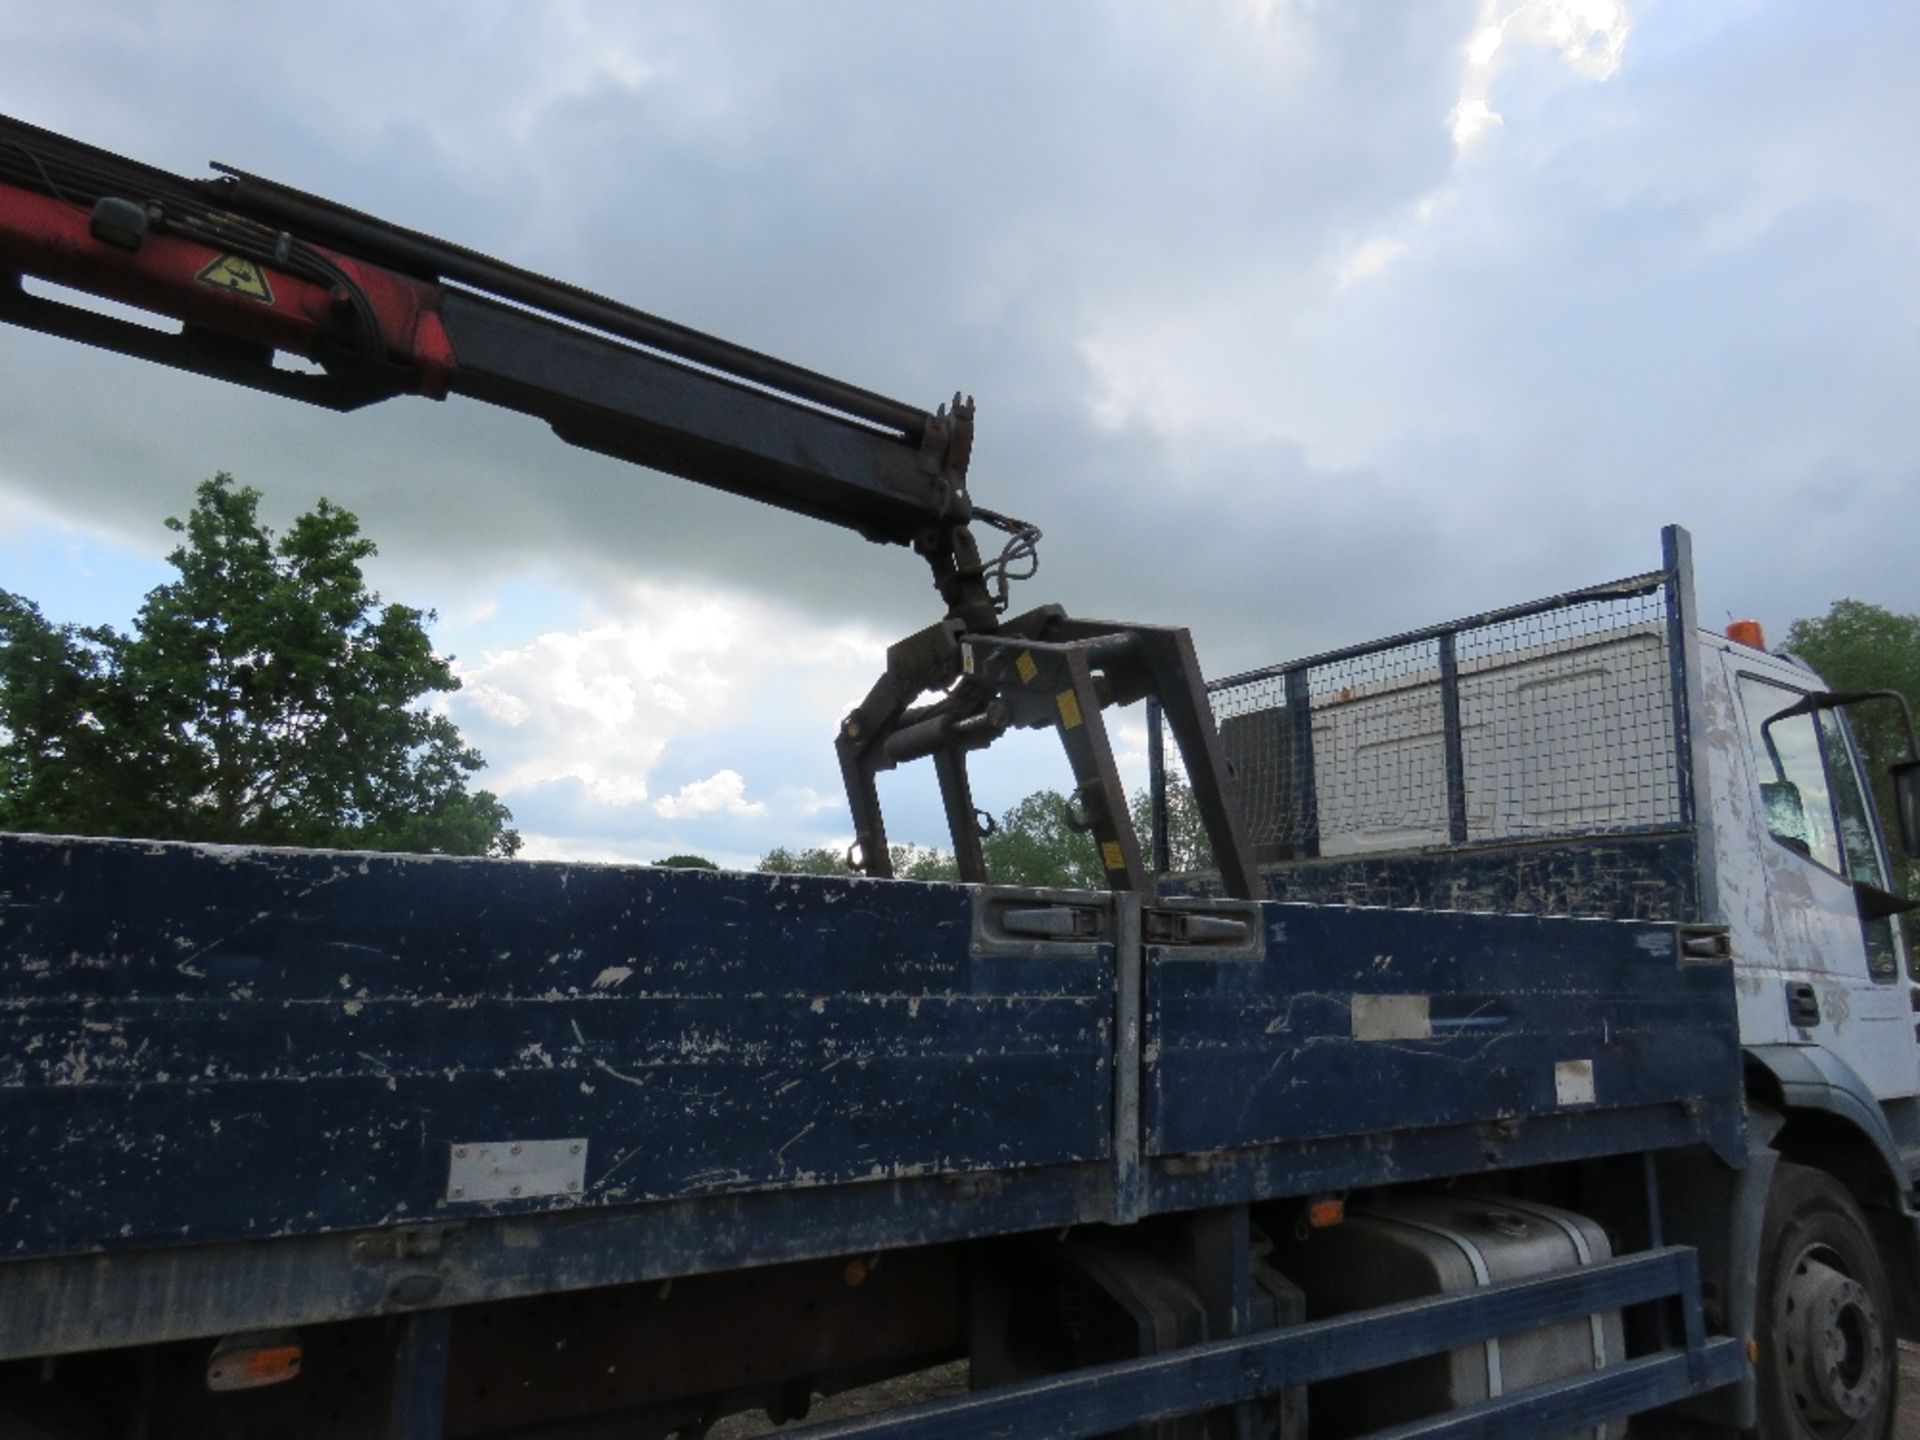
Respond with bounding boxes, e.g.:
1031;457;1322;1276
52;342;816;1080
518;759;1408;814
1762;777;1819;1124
1781;1254;1885;1425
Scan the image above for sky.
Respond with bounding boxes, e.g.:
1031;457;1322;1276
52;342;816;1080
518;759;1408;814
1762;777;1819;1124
1;0;1916;869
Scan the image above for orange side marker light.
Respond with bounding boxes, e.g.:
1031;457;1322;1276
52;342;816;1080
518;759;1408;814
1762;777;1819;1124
207;1331;303;1391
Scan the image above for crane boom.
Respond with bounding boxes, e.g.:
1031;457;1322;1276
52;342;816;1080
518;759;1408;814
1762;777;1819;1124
0;112;1258;900
0;113;972;558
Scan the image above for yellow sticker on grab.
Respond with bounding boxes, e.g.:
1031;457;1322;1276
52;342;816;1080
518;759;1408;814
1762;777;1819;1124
1015;651;1038;685
1101;841;1126;871
1055;689;1083;730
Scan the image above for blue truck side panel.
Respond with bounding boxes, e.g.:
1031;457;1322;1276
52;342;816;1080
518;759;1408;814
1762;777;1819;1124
0;834;1114;1260
0;825;1752;1420
1250;831;1699;922
1144;902;1742;1162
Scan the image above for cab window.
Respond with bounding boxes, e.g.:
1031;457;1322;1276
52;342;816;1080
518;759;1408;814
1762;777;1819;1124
1819;708;1903;980
1739;677;1841;873
1821;709;1889;889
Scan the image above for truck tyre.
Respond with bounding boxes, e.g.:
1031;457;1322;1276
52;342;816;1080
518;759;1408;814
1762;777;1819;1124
1754;1162;1896;1440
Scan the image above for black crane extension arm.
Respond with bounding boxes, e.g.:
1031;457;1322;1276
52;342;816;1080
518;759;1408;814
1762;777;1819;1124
0;112;1256;899
0;113;1002;610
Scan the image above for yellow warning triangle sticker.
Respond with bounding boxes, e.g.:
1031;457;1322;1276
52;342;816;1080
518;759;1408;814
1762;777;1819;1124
195;254;275;304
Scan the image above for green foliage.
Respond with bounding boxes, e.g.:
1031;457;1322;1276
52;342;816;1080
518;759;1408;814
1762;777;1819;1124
758;842;957;881
0;593;127;834
980;789;1107;889
892;843;961;882
757;844;853;876
1785;599;1920;892
756;775;1215;888
1130;775;1213;874
0;474;519;857
654;853;718;870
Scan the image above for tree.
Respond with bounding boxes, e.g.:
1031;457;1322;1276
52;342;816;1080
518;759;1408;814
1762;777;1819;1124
758;844;854;877
654;853;718;870
1130;774;1214;875
755;777;1220;888
0;474;519;857
0;594;128;835
758;841;957;881
1785;600;1920;893
893;843;961;882
980;790;1106;889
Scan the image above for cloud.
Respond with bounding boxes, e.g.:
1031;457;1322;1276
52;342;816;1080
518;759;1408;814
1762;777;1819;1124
1525;0;1632;79
652;770;766;820
0;2;1479;635
1451;0;1631;153
445;578;870;811
3;1;1917;867
1449;96;1505;149
513;833;663;868
1337;236;1413;289
435;574;1032;863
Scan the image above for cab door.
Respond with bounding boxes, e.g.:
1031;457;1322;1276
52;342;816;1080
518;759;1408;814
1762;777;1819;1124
1726;663;1916;1098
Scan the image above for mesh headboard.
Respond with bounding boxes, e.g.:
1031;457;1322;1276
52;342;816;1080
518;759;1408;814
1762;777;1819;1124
1179;568;1687;866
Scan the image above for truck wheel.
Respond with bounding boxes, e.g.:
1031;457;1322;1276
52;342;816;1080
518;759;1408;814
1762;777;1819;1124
1754;1163;1896;1440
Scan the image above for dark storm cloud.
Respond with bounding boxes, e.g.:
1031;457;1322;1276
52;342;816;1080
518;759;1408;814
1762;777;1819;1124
2;0;1914;690
0;4;1475;633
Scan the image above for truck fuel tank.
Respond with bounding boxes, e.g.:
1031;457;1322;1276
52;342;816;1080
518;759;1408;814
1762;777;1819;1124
1267;1192;1625;1440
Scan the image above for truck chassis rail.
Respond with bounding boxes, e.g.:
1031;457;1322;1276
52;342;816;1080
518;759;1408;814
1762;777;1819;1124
780;1246;1743;1440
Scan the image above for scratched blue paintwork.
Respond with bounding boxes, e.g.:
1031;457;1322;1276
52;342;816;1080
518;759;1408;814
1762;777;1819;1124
2;829;1745;1283
0;834;1115;1260
1256;832;1700;921
1177;832;1699;922
1144;903;1741;1161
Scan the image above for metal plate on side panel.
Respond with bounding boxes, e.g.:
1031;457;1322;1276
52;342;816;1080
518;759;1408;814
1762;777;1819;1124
447;1140;587;1203
1351;994;1432;1042
1554;1060;1597;1106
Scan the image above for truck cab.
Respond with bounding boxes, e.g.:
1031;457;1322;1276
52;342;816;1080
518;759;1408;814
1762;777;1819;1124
1702;631;1917;1100
1174;525;1920;1438
1196;543;1919;1115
